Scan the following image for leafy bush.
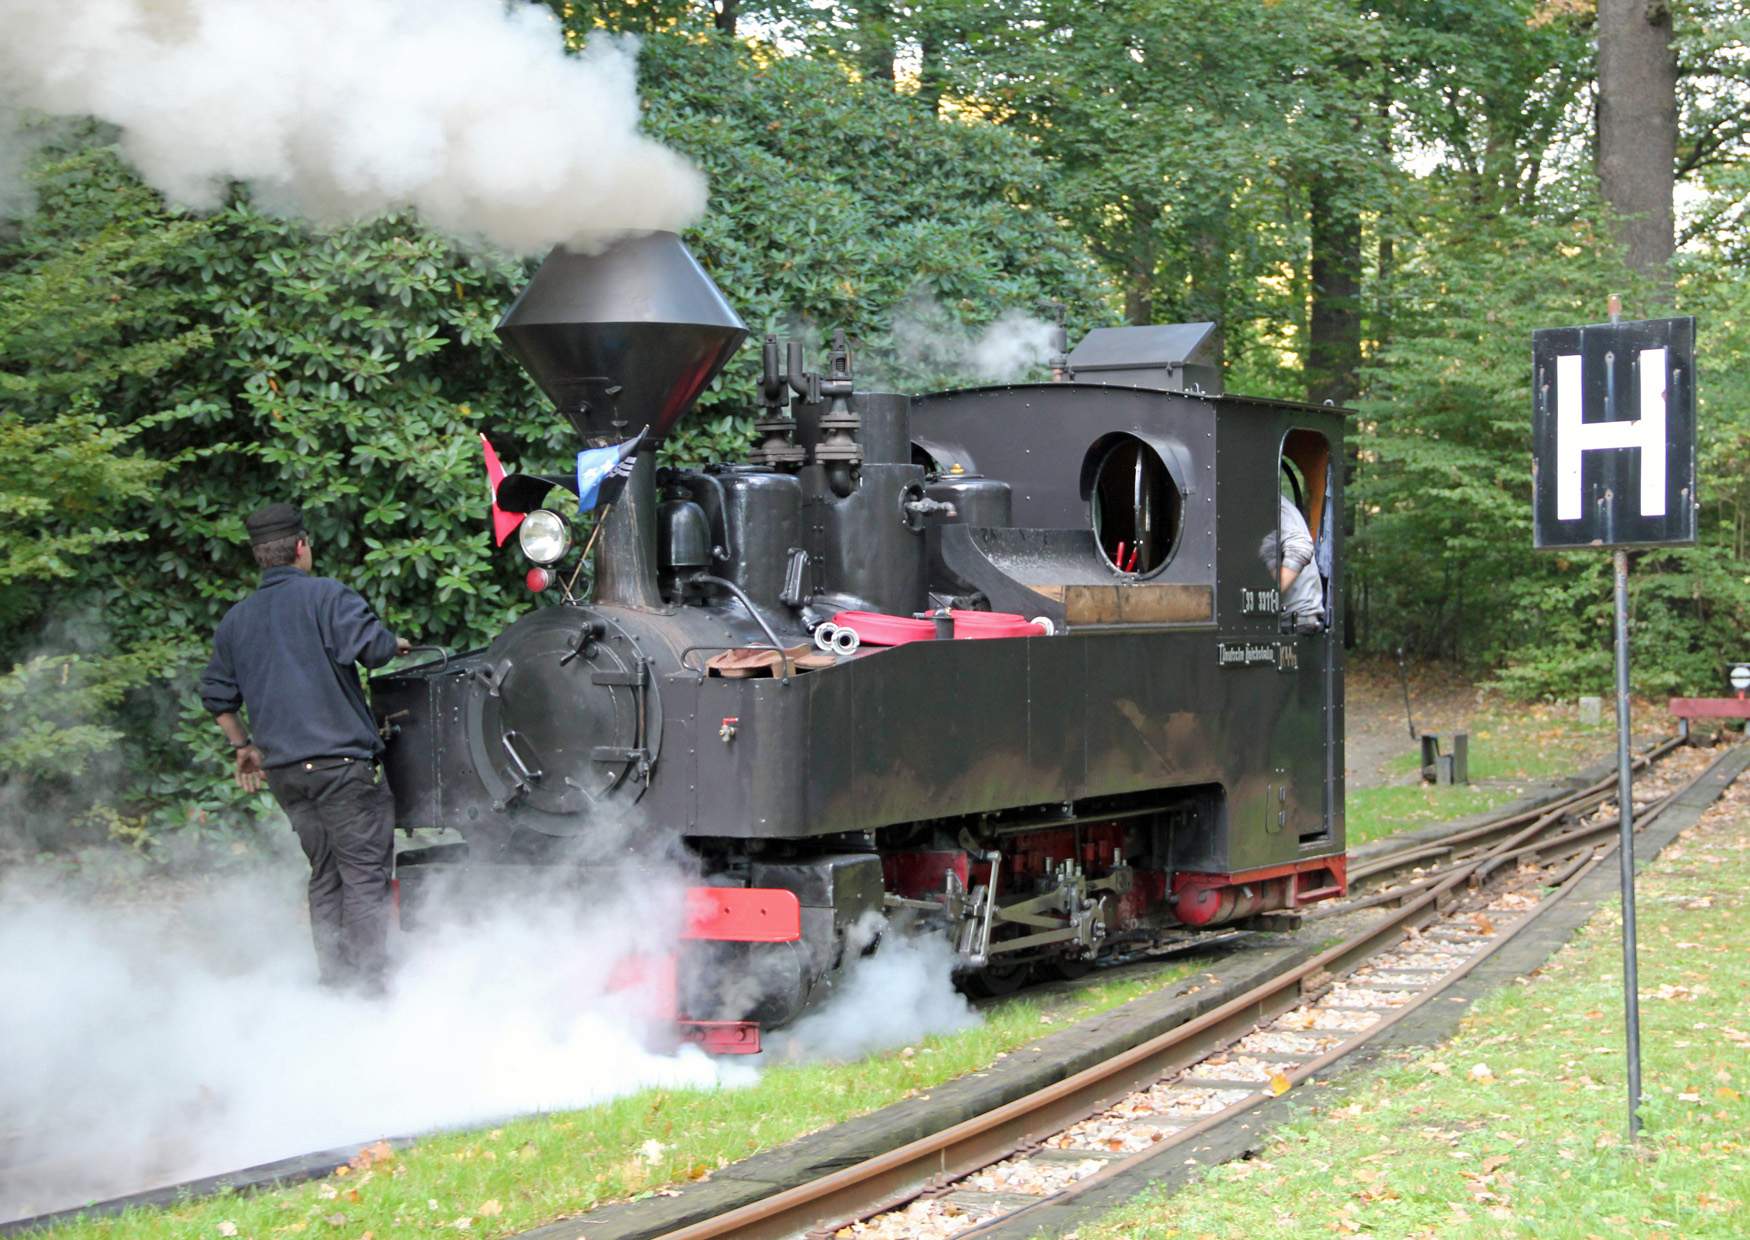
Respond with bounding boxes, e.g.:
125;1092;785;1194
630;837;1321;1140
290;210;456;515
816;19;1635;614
0;35;1105;843
0;146;206;837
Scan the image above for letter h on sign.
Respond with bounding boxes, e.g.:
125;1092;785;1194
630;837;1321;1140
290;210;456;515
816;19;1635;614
1532;317;1696;549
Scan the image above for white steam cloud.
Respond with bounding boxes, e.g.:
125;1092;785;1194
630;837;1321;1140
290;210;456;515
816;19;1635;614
0;0;706;253
0;863;751;1223
0;860;983;1223
883;294;1059;385
763;917;979;1062
967;311;1060;382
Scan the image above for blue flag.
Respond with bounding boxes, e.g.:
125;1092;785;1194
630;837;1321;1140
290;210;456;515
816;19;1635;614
575;428;646;514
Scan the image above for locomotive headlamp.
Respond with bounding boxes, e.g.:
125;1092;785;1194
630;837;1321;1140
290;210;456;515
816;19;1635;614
518;509;571;565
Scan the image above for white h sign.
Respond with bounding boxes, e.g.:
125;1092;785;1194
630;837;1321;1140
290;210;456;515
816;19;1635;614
1554;348;1667;520
1534;313;1690;549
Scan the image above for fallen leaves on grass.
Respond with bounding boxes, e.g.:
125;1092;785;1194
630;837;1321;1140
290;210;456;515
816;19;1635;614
1645;983;1706;1001
349;1141;394;1172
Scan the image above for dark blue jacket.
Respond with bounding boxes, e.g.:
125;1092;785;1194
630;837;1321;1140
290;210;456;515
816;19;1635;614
200;567;400;768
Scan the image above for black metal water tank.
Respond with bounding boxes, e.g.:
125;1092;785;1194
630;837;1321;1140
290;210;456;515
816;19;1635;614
927;473;1013;528
719;468;802;611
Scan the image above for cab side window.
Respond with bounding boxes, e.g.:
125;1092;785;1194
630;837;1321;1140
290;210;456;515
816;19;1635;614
1267;432;1331;632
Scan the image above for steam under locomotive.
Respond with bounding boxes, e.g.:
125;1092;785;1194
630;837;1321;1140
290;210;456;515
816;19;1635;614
372;232;1347;1053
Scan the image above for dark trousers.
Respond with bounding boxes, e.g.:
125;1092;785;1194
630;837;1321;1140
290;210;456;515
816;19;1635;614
265;759;396;993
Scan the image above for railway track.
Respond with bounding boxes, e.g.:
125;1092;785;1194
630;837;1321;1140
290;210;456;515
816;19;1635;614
1338;735;1685;898
1;739;1714;1236
657;739;1735;1240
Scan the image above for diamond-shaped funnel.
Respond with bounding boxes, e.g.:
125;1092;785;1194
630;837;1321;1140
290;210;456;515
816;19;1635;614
496;232;748;443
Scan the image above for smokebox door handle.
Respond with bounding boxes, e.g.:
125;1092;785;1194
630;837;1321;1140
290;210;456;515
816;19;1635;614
500;730;543;785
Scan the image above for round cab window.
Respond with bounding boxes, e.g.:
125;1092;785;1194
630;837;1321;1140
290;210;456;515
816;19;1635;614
1089;435;1182;575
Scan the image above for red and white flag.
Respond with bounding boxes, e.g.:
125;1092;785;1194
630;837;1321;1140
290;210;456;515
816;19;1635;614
479;433;525;547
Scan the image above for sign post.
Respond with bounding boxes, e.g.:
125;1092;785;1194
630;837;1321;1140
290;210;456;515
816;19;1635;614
1532;305;1696;1142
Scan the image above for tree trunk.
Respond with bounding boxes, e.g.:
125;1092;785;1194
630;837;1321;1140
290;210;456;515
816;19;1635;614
858;2;896;84
1373;90;1394;356
1122;212;1158;326
714;0;738;36
1184;207;1229;374
1123;271;1154;326
1306;176;1361;406
917;33;944;114
1597;0;1677;292
1375;233;1393;345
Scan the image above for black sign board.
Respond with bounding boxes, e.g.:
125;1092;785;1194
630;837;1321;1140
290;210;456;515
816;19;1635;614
1532;316;1696;548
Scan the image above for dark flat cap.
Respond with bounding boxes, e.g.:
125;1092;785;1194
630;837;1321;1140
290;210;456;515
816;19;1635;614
245;502;305;545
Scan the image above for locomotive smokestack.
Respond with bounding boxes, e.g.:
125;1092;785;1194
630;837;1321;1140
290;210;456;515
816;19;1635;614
495;232;748;444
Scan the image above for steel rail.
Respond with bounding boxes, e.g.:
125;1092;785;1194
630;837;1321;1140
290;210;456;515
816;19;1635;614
1344;736;1682;887
661;740;1714;1240
1319;805;1639;921
955;746;1733;1239
1315;736;1688;922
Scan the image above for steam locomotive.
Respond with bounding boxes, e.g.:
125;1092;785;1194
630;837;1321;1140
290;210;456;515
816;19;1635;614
372;233;1347;1053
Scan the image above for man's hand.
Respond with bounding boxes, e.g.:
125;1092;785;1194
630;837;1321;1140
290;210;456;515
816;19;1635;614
234;744;266;793
395;636;412;657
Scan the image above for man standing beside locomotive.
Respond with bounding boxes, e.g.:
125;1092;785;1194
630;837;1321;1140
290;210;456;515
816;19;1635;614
199;503;411;996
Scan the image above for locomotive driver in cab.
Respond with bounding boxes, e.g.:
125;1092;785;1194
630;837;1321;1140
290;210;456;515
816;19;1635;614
199;503;410;996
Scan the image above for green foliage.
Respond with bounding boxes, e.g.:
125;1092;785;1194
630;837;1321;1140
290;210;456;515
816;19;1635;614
938;0;1396;397
0;31;1104;841
634;32;1107;414
4;2;1749;844
0;649;172;780
1354;161;1747;697
0;144;207;795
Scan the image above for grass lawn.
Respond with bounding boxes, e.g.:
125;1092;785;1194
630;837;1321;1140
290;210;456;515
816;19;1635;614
1346;784;1508;849
36;959;1208;1239
1346;702;1628;849
1081;775;1750;1239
